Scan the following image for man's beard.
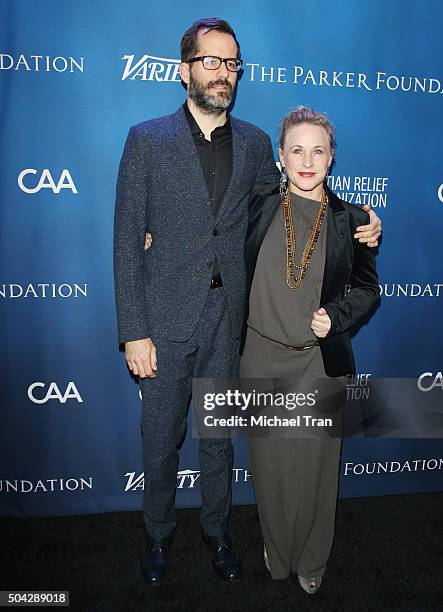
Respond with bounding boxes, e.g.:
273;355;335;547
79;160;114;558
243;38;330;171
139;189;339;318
188;73;234;115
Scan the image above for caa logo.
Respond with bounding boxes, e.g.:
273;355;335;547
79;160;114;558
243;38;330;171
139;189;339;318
28;382;83;404
18;169;77;194
438;184;443;203
417;372;443;392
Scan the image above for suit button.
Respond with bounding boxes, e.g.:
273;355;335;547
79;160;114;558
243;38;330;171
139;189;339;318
212;229;218;236
207;261;213;267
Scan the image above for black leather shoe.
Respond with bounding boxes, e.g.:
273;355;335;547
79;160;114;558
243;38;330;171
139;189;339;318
142;537;172;586
202;530;242;582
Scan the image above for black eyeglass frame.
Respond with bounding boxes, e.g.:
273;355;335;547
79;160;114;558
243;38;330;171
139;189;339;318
187;56;244;72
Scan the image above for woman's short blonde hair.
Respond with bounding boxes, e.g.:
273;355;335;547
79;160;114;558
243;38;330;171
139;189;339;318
279;106;335;154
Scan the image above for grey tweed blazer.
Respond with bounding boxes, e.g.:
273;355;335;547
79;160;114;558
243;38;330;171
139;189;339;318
114;105;279;344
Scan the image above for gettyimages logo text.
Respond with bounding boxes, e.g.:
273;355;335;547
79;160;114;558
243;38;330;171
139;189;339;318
18;169;77;194
121;54;181;81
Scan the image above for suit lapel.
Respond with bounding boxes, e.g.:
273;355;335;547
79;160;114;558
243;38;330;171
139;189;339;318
172;107;213;225
215;117;247;223
321;187;347;303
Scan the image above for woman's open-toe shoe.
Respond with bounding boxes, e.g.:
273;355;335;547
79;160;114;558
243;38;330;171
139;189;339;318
298;575;322;594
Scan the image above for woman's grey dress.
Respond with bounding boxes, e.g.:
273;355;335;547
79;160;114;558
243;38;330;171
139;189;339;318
240;192;344;580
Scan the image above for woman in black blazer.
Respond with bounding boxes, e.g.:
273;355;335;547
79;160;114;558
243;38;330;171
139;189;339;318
240;107;380;593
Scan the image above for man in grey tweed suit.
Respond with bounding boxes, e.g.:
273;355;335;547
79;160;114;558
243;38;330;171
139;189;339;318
114;18;280;584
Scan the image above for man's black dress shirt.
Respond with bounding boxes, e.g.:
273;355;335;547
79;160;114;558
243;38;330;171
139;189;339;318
184;103;233;283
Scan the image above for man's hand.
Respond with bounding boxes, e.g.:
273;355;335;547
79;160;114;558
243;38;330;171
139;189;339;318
311;308;331;338
354;205;382;247
125;338;157;379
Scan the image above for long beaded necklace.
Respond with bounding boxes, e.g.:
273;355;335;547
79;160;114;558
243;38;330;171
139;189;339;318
281;187;328;290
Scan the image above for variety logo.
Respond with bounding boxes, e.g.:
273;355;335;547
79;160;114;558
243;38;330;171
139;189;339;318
379;283;443;297
121;54;180;81
343;458;443;476
125;470;200;491
417;372;443;392
124;472;144;491
176;470;200;489
18;169;77;194
28;382;83;404
124;468;251;491
0;477;93;493
0;283;88;298
0;53;84;73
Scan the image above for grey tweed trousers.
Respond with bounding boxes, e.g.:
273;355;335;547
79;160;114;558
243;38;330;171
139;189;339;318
139;286;239;540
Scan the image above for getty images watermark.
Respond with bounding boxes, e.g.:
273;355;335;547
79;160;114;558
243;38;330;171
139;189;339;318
203;388;325;428
192;377;345;439
192;377;443;439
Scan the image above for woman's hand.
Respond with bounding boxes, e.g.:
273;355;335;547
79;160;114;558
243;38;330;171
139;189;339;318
311;308;331;338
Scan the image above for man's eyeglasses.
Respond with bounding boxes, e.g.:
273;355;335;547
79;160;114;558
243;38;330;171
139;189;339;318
188;56;243;73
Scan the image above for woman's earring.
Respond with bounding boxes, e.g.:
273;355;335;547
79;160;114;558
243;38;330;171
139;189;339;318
324;165;331;185
280;167;288;197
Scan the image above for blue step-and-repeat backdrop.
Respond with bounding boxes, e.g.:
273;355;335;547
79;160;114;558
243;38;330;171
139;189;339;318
1;0;442;517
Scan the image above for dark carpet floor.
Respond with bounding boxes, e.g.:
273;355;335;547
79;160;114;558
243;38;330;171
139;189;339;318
1;493;442;611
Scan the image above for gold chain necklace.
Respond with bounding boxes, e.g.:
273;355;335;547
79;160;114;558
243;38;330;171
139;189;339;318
282;187;328;290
